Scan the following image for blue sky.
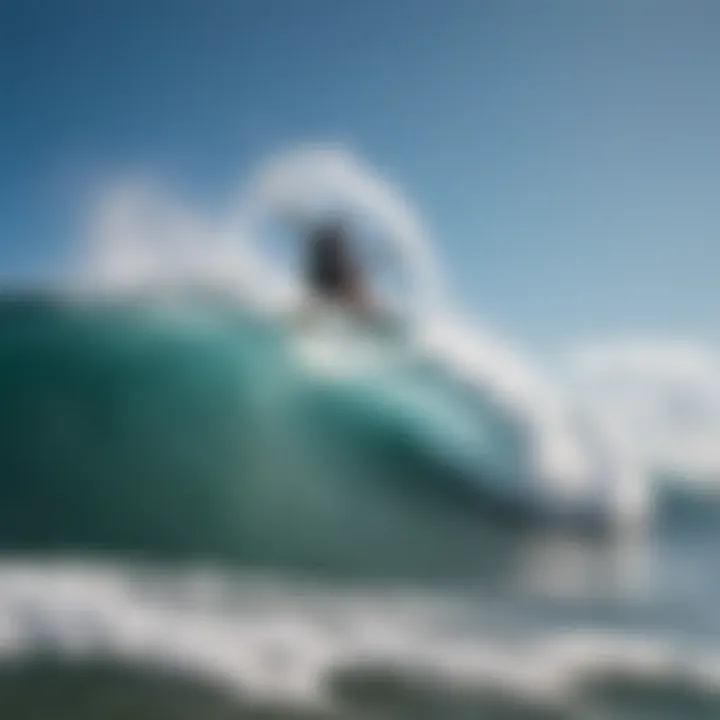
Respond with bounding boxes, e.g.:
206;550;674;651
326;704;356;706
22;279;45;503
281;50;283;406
2;0;719;345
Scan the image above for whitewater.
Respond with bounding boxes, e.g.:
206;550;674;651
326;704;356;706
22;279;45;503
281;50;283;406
1;145;720;718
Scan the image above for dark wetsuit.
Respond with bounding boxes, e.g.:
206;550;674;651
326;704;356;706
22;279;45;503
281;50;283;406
306;225;361;302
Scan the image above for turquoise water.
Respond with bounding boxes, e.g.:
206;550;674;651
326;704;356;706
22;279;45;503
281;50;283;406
0;294;539;569
1;293;720;718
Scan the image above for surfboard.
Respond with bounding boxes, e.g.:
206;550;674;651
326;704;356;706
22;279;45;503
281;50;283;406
290;304;401;378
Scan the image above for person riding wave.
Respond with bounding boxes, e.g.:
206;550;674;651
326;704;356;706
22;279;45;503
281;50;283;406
303;220;374;318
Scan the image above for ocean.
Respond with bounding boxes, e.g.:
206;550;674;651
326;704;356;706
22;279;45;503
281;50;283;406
0;292;719;719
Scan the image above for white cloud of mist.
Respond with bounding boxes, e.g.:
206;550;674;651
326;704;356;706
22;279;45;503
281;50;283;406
81;177;283;303
235;144;447;318
567;340;720;483
77;143;719;523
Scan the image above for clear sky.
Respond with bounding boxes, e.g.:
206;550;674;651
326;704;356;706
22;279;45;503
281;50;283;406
2;0;719;345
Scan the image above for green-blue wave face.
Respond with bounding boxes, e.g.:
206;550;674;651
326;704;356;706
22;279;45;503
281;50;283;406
0;295;542;577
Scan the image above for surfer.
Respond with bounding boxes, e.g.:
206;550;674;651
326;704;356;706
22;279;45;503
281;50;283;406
290;217;399;335
304;220;373;317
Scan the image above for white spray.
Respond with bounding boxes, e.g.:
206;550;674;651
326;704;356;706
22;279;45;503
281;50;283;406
80;143;650;526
